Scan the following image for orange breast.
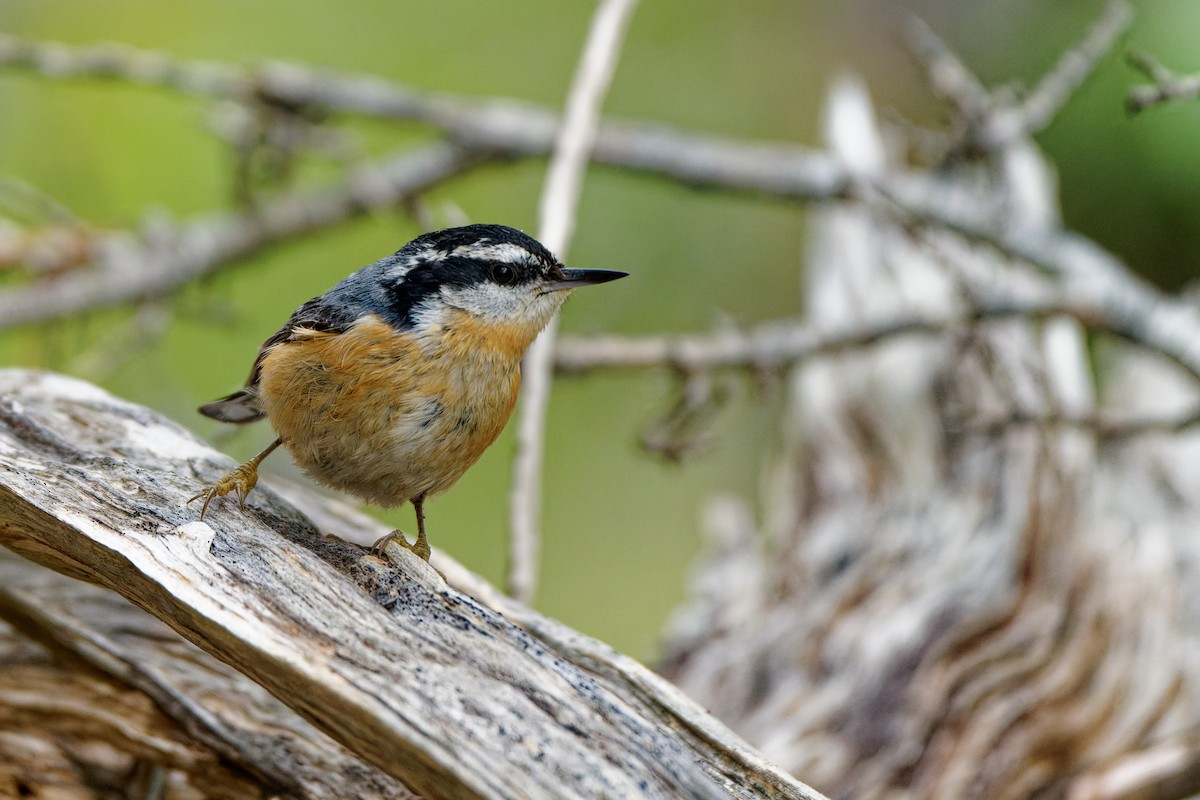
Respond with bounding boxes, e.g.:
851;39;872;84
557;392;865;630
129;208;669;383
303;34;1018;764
255;312;527;506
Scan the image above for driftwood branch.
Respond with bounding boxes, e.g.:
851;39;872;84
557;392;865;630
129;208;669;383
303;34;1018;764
0;369;821;800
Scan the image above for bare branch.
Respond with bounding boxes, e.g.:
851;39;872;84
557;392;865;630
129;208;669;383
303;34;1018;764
1126;49;1200;114
874;177;1200;383
0;31;848;202
0;82;1194;402
903;16;991;121
508;0;639;604
550;294;1164;376
907;1;1132;156
0;142;484;330
1013;1;1133;138
0;34;245;96
554;287;1200;440
0;14;1124;202
954;406;1200;442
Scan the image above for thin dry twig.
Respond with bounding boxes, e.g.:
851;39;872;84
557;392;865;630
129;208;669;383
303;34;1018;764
904;16;991;122
958;406;1200;441
1126;49;1200;114
506;0;640;604
1013;1;1132;139
907;1;1132;156
551;294;1117;374
874;178;1200;384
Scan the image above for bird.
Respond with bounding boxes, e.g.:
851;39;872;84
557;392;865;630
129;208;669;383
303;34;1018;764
189;224;627;561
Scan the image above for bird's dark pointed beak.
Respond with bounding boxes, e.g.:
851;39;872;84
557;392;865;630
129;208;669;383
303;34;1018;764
541;268;628;293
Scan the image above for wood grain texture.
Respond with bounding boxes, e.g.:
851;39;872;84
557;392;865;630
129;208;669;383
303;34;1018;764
0;617;266;799
0;369;823;800
0;549;415;799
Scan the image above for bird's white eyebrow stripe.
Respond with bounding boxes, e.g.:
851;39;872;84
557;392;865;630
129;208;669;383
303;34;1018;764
447;242;531;262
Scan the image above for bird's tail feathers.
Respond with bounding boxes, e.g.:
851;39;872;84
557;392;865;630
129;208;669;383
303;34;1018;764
198;389;264;424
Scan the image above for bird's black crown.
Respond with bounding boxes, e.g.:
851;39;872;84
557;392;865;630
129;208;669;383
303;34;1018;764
412;224;556;265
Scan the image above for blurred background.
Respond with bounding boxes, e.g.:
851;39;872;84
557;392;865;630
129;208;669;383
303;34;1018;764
0;0;1195;660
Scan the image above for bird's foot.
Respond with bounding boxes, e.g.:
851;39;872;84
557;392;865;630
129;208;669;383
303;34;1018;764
188;460;260;519
371;529;432;562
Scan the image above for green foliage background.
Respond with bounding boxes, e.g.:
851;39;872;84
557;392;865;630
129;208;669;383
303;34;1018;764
1;0;1197;659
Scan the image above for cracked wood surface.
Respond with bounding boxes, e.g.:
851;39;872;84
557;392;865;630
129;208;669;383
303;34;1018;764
0;368;823;800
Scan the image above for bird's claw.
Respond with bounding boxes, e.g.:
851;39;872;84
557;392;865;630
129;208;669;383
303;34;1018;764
371;530;432;562
188;461;260;519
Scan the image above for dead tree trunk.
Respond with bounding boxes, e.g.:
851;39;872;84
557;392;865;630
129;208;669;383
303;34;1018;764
660;80;1200;800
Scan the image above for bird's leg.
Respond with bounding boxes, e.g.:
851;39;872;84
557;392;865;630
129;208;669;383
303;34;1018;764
411;495;430;560
371;494;431;562
188;438;283;519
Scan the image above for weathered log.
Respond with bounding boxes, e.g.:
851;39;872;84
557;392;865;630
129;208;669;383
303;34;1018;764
0;369;822;800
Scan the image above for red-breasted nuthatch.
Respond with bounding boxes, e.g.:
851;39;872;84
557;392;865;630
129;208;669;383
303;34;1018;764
189;224;627;560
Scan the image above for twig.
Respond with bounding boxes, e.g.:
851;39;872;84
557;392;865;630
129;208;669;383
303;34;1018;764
907;1;1132;156
552;298;1086;374
553;294;1200;441
0;31;847;202
953;407;1200;441
640;372;729;462
1126;50;1200;114
904;16;991;122
0;17;1124;197
0;175;80;225
553;281;1200;386
0;221;97;275
1012;1;1132;140
0;35;242;94
0;142;484;329
506;0;639;604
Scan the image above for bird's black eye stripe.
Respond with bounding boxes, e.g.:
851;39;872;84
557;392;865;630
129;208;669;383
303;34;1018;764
380;254;540;328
